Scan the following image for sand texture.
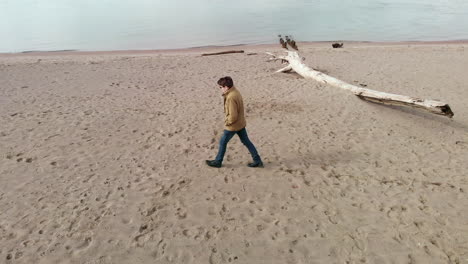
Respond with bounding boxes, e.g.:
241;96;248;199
1;42;468;263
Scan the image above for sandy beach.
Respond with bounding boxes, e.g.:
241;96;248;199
1;42;468;263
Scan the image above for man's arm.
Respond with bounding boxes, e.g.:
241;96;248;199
225;98;238;126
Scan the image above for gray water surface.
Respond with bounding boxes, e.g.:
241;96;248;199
1;0;468;53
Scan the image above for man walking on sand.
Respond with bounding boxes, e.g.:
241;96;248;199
206;76;263;168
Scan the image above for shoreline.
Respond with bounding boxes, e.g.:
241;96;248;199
1;39;468;57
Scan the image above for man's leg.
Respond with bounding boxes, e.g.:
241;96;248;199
237;128;263;167
215;130;236;162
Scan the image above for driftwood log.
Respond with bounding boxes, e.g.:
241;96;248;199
266;51;454;117
202;50;244;56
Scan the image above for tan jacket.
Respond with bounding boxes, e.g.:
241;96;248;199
223;87;246;131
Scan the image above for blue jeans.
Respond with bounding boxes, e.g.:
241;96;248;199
215;128;261;163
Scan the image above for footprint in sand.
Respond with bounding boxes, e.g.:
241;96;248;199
72;237;92;255
14;251;24;260
209;248;221;264
134;232;151;248
151;239;167;259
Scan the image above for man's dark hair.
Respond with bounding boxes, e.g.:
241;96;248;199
217;76;234;88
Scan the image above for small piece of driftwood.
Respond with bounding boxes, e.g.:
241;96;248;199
332;43;344;48
201;50;244;56
266;51;454;117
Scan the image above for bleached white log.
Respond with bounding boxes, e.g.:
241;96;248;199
267;51;454;117
276;65;293;73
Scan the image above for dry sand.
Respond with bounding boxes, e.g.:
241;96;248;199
1;42;468;264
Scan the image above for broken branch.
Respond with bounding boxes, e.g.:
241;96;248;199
201;50;244;56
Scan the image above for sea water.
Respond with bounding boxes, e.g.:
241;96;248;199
1;0;468;53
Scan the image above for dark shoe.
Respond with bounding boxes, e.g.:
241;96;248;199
206;160;222;168
248;160;264;168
